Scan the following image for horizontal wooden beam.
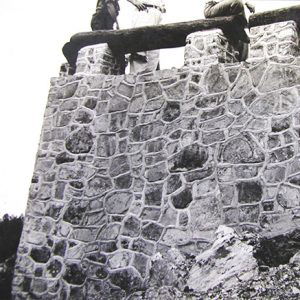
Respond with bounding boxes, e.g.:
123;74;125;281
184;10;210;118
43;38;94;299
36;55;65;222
70;15;244;54
63;15;247;69
62;5;300;71
249;4;300;27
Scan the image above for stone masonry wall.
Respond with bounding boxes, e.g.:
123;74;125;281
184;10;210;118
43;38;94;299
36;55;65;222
13;21;300;298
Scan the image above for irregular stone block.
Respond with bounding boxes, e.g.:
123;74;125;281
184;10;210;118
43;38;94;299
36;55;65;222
71;228;98;242
96;134;116;157
164;80;187;100
162;101;181;122
109;251;132;269
110;268;143;293
114;173;132;189
99;224;121;240
63;200;87;225
109;94;129;112
110;111;127;132
141;207;161;221
109;155;130;177
131;120;164;142
145;138;166;153
141;222;164;241
230;70;252;99
190;196;222;233
200;105;226;121
200;115;234;131
171;188;193;209
270;145;295;163
56;82;79;99
55;152;75;165
86;175;112;197
204;65;229;93
239;204;260;223
219;133;265;164
53;240;67;257
117;82;134;99
277;184;300;208
75;108;94;124
145;162;168;182
259;65;300;93
145;183;163;206
162;228;191;245
167;174;182;194
223;207;238;224
196;93;226;109
168;143;208;172
264;166;286;183
105;191;133;214
271;116;291;132
46;259;63;278
30;247;51;263
131;238;155;256
65;127;94;154
63;263;86;285
133;253;148;278
122;215;141;237
237;181;263;204
145;82;163;100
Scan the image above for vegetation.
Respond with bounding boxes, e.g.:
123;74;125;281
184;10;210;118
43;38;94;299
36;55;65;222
0;214;23;299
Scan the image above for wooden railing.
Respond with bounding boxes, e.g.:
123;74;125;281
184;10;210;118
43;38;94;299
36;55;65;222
62;5;300;71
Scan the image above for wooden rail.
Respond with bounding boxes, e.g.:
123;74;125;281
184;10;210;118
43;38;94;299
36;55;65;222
63;5;300;71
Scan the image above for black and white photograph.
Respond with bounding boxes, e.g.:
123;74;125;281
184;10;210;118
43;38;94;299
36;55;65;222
1;0;300;298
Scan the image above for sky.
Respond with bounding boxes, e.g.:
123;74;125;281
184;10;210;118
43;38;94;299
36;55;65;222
0;0;299;218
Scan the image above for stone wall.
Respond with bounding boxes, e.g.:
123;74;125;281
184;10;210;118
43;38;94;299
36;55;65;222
12;21;300;299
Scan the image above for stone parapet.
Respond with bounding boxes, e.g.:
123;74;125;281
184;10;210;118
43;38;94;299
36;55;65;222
249;21;300;59
184;29;239;66
75;44;125;76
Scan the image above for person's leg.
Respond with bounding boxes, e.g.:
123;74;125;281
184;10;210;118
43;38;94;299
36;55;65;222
204;0;245;18
129;52;147;73
145;50;160;72
239;42;249;61
130;8;163;73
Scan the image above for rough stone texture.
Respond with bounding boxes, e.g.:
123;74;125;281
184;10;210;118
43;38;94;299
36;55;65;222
13;21;300;299
184;29;239;67
188;226;258;292
75;44;124;76
249;21;300;59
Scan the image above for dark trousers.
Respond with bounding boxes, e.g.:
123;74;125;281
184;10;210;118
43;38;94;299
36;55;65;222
91;8;115;30
204;0;248;61
204;0;246;19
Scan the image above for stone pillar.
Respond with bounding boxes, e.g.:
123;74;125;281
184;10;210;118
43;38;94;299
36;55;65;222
75;44;125;75
184;29;239;67
249;21;300;59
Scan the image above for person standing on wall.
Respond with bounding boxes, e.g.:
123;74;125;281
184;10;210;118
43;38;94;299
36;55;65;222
91;0;152;31
128;0;166;73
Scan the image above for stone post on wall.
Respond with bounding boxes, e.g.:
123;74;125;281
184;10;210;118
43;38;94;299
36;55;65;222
60;44;125;76
184;29;240;66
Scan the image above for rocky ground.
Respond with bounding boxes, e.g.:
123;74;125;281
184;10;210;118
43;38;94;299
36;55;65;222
126;226;300;300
